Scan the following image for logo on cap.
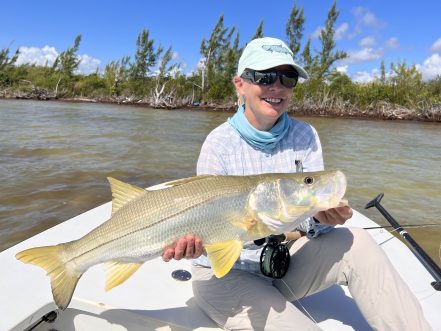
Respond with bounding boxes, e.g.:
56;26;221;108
262;44;291;55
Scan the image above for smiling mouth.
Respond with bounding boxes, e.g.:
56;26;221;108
262;97;283;105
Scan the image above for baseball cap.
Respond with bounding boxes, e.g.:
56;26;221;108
237;37;309;79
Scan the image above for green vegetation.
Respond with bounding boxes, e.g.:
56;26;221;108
1;0;440;121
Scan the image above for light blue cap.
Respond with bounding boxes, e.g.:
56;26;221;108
237;37;309;79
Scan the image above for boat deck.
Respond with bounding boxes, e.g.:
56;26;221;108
1;202;440;330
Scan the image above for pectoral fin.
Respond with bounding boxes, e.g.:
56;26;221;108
105;261;143;291
205;240;243;278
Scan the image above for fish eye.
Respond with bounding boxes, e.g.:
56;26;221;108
304;176;314;185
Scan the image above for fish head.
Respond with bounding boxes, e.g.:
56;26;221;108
248;170;347;232
278;170;347;217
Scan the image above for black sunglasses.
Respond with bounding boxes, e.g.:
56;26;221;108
240;68;299;88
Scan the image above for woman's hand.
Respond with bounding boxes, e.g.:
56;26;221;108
162;234;204;262
314;204;353;226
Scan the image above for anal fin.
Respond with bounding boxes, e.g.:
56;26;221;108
105;261;143;291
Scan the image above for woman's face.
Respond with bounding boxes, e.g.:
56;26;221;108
234;65;294;131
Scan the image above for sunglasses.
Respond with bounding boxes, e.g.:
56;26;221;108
240;68;299;88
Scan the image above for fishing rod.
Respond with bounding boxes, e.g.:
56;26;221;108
364;223;439;230
365;193;441;291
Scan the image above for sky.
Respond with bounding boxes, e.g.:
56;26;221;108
1;0;441;82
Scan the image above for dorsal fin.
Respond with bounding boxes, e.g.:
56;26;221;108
152;174;215;190
107;177;147;215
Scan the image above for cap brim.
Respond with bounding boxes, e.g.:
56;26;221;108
291;64;309;80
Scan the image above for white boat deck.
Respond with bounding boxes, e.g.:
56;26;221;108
0;202;440;331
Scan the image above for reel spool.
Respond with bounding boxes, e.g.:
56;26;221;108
259;239;290;279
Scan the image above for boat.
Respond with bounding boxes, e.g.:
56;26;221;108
1;193;440;331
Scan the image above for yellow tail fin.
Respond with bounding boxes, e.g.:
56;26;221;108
16;245;81;310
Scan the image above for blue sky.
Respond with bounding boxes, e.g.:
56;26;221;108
2;0;441;82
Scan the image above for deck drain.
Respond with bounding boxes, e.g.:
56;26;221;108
171;269;192;281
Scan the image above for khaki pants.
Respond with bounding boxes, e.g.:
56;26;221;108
192;228;432;331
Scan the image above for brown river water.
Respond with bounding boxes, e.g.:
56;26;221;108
0;99;440;267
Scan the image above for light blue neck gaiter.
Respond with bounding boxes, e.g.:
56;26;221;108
227;105;290;150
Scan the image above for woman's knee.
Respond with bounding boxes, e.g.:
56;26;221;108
347;228;380;253
342;227;392;271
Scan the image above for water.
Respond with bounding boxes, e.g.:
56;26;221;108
1;99;440;266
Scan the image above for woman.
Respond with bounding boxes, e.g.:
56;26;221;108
163;37;431;330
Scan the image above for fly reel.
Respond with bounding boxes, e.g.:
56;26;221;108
259;236;290;279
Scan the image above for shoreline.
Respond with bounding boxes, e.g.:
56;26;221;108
1;95;440;122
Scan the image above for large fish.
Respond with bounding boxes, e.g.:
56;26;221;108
16;170;346;310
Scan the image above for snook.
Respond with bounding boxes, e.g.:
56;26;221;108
16;170;346;310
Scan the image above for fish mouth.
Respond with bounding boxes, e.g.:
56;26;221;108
314;171;347;209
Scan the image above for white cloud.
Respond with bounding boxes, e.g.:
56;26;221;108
348;7;384;39
353;7;382;28
77;54;101;74
417;54;441;80
430;38;441;54
335;23;349;40
351;71;373;83
385;37;399;49
16;45;58;66
186;58;206;77
311;22;349;41
343;47;383;64
359;36;376;48
15;45;101;74
336;65;348;74
311;26;323;39
351;69;379;83
310;8;381;42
